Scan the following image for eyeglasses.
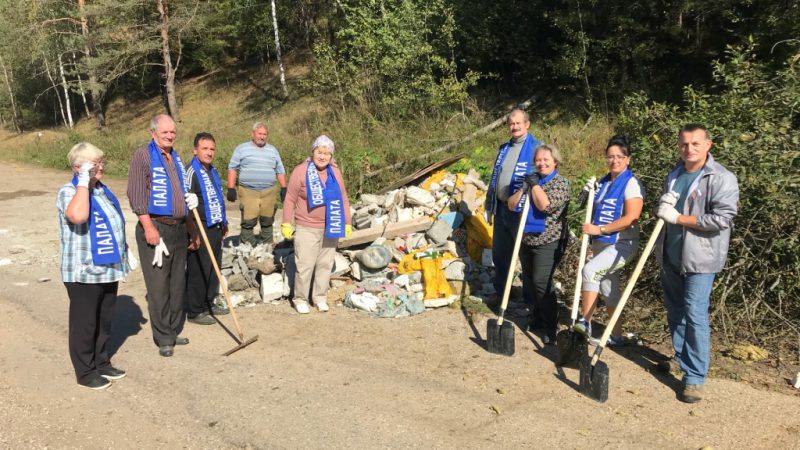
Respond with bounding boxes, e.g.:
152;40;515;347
605;155;628;161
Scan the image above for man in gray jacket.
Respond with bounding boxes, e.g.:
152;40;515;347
655;123;739;403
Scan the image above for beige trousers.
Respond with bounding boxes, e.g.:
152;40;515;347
238;185;278;221
293;225;337;305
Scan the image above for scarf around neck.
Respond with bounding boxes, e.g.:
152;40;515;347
71;176;124;265
592;168;634;244
305;160;344;238
190;157;226;226
147;139;186;216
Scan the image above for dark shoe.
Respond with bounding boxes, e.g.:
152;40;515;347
159;345;174;357
175;336;189;345
680;384;704;403
80;375;111;390
188;312;216;325
99;366;127;380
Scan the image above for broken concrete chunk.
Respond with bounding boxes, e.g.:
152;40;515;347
226;273;250;291
370;216;389;228
360;194;385;206
481;249;494;267
444;260;467;281
426;218;452;245
260;273;285;302
404;186;435;207
357;244;393;270
332;253;351;276
350;261;362;281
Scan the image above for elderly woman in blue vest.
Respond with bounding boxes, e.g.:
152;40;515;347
57;142;136;390
281;135;352;314
507;144;571;344
573;135;645;346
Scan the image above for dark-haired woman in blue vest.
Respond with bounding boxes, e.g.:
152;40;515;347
573;135;645;346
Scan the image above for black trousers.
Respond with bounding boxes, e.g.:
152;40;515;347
519;240;563;337
64;281;118;385
185;223;223;316
136;221;187;347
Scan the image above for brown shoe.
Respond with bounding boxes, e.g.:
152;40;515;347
680;384;704;403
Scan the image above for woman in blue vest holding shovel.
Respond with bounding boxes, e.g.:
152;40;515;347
57;142;137;390
507;144;571;345
573;135;645;346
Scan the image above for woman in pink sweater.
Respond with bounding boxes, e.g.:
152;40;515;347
281;135;352;313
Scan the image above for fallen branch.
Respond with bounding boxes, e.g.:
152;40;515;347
365;96;536;178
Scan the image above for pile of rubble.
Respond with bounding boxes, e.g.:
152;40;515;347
218;169;522;317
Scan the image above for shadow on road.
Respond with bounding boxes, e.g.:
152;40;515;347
108;295;146;357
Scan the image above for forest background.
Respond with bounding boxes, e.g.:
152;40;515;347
0;0;797;364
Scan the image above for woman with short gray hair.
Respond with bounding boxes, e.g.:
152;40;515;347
57;142;136;389
508;144;571;344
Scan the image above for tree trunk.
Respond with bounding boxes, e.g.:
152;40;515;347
270;0;289;98
157;0;179;120
43;56;67;127
58;53;74;129
78;0;105;129
0;54;21;133
71;51;91;119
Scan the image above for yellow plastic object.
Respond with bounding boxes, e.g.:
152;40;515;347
420;170;448;190
465;208;494;262
420;256;452;299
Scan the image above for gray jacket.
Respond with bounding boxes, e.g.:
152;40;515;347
655;154;739;274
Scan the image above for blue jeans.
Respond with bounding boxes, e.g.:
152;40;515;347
492;206;531;301
661;266;716;385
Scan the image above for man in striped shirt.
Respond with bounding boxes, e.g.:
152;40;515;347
226;122;287;246
127;114;198;357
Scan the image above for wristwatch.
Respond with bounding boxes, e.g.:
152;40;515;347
599;226;608;234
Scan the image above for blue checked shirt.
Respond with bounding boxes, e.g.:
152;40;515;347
57;183;131;283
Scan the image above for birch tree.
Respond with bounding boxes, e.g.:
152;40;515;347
270;0;288;97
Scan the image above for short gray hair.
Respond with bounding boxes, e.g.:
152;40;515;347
507;108;530;123
534;144;561;166
149;113;173;133
67;142;104;167
252;122;268;132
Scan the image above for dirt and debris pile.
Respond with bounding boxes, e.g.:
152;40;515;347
219;168;521;316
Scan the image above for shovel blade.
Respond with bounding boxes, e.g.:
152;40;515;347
555;329;587;368
486;319;515;356
579;353;609;402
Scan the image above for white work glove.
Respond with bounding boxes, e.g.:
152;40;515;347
127;247;139;271
657;191;681;224
185;192;199;210
77;161;95;188
583;177;597;192
151;238;170;267
659;191;680;207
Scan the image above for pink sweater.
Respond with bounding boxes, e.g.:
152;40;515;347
283;159;352;229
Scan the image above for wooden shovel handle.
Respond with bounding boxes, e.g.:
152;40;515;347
497;186;532;326
591;218;665;365
191;208;245;341
570;178;597;322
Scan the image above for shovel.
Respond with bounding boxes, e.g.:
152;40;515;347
579;218;665;402
191;208;259;356
486;187;531;356
555;177;596;367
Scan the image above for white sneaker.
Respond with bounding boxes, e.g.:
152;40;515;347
316;302;329;312
295;302;310;314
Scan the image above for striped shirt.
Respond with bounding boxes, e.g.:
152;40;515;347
57;183;130;283
127;145;188;218
228;141;285;190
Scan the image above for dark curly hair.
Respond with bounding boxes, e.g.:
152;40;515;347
605;134;631;157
